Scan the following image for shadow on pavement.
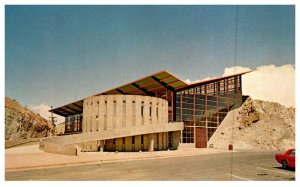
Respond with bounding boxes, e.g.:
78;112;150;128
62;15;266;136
273;166;295;172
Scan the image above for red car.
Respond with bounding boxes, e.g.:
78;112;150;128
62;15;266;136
275;149;295;169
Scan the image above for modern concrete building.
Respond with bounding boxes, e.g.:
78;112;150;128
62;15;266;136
45;70;250;155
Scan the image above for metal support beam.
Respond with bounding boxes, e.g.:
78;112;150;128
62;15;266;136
53;109;69;116
65;105;82;113
116;88;126;94
131;83;154;96
151;76;174;91
58;107;76;115
172;91;176;122
72;103;83;109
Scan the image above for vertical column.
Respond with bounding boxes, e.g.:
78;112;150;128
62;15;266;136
136;96;141;126
152;98;157;125
86;98;91;132
135;135;141;151
122;95;132;128
149;134;154;152
226;78;229;97
92;97;98;132
125;95;132;128
125;136;132;152
82;99;87;133
172;131;181;150
180;92;183;122
193;88;196;143
104;96;108;130
132;96;136;127
149;97;153;125
234;76;238;94
143;134;148;151
239;75;242;91
98;96;105;131
100;140;104;152
144;96;150;125
164;99;168;124
163;132;168;150
154;133;158;151
116;138;122;152
116;96;123;129
158;98;163;125
172;91;176;122
106;95;113;130
158;133;163;150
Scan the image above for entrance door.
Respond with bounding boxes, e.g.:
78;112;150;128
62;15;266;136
195;127;207;148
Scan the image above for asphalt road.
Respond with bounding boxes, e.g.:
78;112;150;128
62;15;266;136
5;151;295;181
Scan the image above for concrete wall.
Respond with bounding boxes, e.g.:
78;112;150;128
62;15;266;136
178;143;196;149
43;141;77;156
40;122;183;155
41;122;182;145
172;131;181;150
41;95;183;155
82;95;168;133
5;138;41;149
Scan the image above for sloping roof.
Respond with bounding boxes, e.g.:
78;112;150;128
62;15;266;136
96;70;187;96
50;70;188;117
50;100;83;117
50;70;253;117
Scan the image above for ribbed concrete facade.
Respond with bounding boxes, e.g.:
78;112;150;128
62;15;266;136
81;95;170;152
83;95;168;133
41;95;183;155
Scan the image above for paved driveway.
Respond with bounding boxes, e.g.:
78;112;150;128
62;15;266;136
5;151;295;181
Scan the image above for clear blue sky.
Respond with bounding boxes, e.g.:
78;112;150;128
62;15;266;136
5;5;295;108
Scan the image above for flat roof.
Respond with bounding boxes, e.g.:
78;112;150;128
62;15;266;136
50;70;252;117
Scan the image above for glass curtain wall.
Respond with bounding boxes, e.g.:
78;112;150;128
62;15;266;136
175;75;242;143
65;113;83;133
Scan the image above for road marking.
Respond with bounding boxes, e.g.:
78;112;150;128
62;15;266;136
257;167;295;175
227;173;253;181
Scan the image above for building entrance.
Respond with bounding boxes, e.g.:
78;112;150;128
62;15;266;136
195;127;207;148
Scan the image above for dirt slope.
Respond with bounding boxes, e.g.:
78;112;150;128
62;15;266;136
208;97;295;151
5;97;55;141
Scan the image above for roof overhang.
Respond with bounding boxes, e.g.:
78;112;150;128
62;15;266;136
96;70;188;96
50;100;83;117
50;70;253;117
50;70;188;117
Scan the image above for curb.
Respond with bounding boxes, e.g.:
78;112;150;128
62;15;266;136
6;151;230;172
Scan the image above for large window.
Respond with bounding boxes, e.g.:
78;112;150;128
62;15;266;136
65;113;83;133
176;75;242;143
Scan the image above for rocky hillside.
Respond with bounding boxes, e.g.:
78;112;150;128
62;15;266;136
208;97;295;151
5;97;55;141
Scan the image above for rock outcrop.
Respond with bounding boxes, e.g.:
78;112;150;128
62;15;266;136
5;97;55;141
208;97;295;151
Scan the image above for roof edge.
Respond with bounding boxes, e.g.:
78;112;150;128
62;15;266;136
175;70;254;91
50;70;188;114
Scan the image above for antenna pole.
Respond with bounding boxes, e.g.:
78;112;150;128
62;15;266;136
49;106;57;126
